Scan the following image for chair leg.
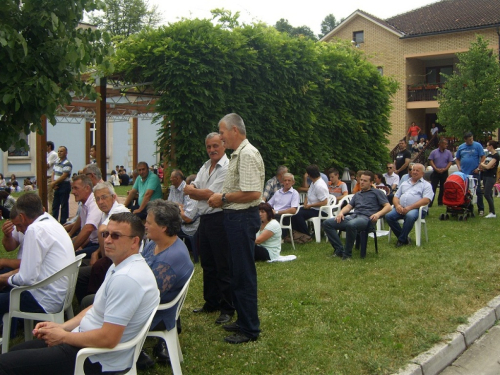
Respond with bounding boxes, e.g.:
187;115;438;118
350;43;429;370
24;319;34;342
312;219;321;243
415;220;422;247
2;313;10;354
373;231;378;254
165;329;183;375
289;228;295;250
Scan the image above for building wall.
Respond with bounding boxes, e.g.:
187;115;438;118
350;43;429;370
325;15;499;148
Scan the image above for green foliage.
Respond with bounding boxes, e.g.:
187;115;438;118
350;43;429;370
112;19;396;178
87;0;162;37
318;13;342;39
0;0;113;152
437;36;500;138
274;18;317;40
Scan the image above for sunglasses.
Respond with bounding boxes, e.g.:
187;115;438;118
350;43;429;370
101;231;136;240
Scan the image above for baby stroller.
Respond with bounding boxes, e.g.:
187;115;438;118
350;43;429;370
439;172;477;221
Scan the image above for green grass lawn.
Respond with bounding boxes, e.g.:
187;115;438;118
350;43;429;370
2;199;499;374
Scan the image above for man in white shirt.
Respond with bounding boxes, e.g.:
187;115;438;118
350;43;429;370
76;182;130;305
383;163;400;191
46;141;58;211
0;193;74;316
0;212;159;375
268;172;300;224
66;175;101;258
184;133;234;325
291;164;329;242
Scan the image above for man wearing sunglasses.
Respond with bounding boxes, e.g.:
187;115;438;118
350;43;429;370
0;213;160;375
75;182;130;306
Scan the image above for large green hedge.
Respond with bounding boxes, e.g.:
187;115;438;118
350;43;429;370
113;19;397;178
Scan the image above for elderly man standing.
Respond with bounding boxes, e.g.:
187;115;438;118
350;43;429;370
386;163;434;247
51;146;72;224
0;193;74;317
66;175;101;257
267;172;300;223
428;138;453;207
0;213;159;375
208;113;264;344
322;171;391;260
123;162;163;219
184;132;234;325
262;165;287;201
455;132;486;216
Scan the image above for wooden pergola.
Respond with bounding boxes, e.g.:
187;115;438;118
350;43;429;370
36;76;161;208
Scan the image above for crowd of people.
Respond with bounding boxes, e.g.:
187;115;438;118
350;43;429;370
0;115;498;373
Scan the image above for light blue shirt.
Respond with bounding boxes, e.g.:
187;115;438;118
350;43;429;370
395;178;434;212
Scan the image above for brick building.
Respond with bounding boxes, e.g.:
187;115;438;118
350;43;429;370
321;0;500;147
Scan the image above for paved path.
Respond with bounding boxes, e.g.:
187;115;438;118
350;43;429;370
440;325;500;375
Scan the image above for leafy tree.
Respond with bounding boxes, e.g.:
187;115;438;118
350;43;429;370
437;36;500;138
88;0;162;37
274;18;317;40
319;14;342;39
112;18;396;177
0;0;113;152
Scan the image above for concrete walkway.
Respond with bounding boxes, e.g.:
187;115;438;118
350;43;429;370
396;296;500;375
440;325;500;375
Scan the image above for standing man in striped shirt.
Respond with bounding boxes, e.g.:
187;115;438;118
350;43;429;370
208;113;265;344
51;146;72;224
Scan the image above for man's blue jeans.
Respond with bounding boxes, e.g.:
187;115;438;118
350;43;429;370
386;207;426;243
224;208;261;339
322;214;370;258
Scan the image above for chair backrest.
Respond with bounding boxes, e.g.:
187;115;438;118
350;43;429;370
299;192;307;204
327;195;337;206
157;269;195;321
62;254;86;312
10;253;86;315
74;305;159;375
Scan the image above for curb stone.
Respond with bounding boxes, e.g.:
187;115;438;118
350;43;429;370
393;295;500;375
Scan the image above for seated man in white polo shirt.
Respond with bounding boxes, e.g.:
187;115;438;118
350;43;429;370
267;173;300;225
0;212;160;375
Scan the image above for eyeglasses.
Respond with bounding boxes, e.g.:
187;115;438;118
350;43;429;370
95;194;111;202
101;231;136;240
387;167;393;169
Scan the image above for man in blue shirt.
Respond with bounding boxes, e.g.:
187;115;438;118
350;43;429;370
455;132;485;215
386;164;434;247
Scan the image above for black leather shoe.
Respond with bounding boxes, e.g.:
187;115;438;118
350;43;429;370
224;333;257;344
395;240;407;248
136;350;155;370
153;339;170;364
331;252;343;258
215;313;233;325
222;322;240;332
193;307;217;313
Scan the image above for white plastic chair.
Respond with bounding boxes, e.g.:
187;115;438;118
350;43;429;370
388;205;428;246
147;270;195;375
306;195;337;243
279;206;301;249
74;305;158;375
1;253;86;353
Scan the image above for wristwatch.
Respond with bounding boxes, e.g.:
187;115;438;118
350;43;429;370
222;193;227;203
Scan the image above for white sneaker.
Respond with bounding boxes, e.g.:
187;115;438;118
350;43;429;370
485;213;496;218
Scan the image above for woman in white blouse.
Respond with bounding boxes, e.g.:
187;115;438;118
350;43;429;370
255;203;282;261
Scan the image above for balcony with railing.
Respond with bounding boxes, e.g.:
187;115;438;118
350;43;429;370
407;83;444;102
